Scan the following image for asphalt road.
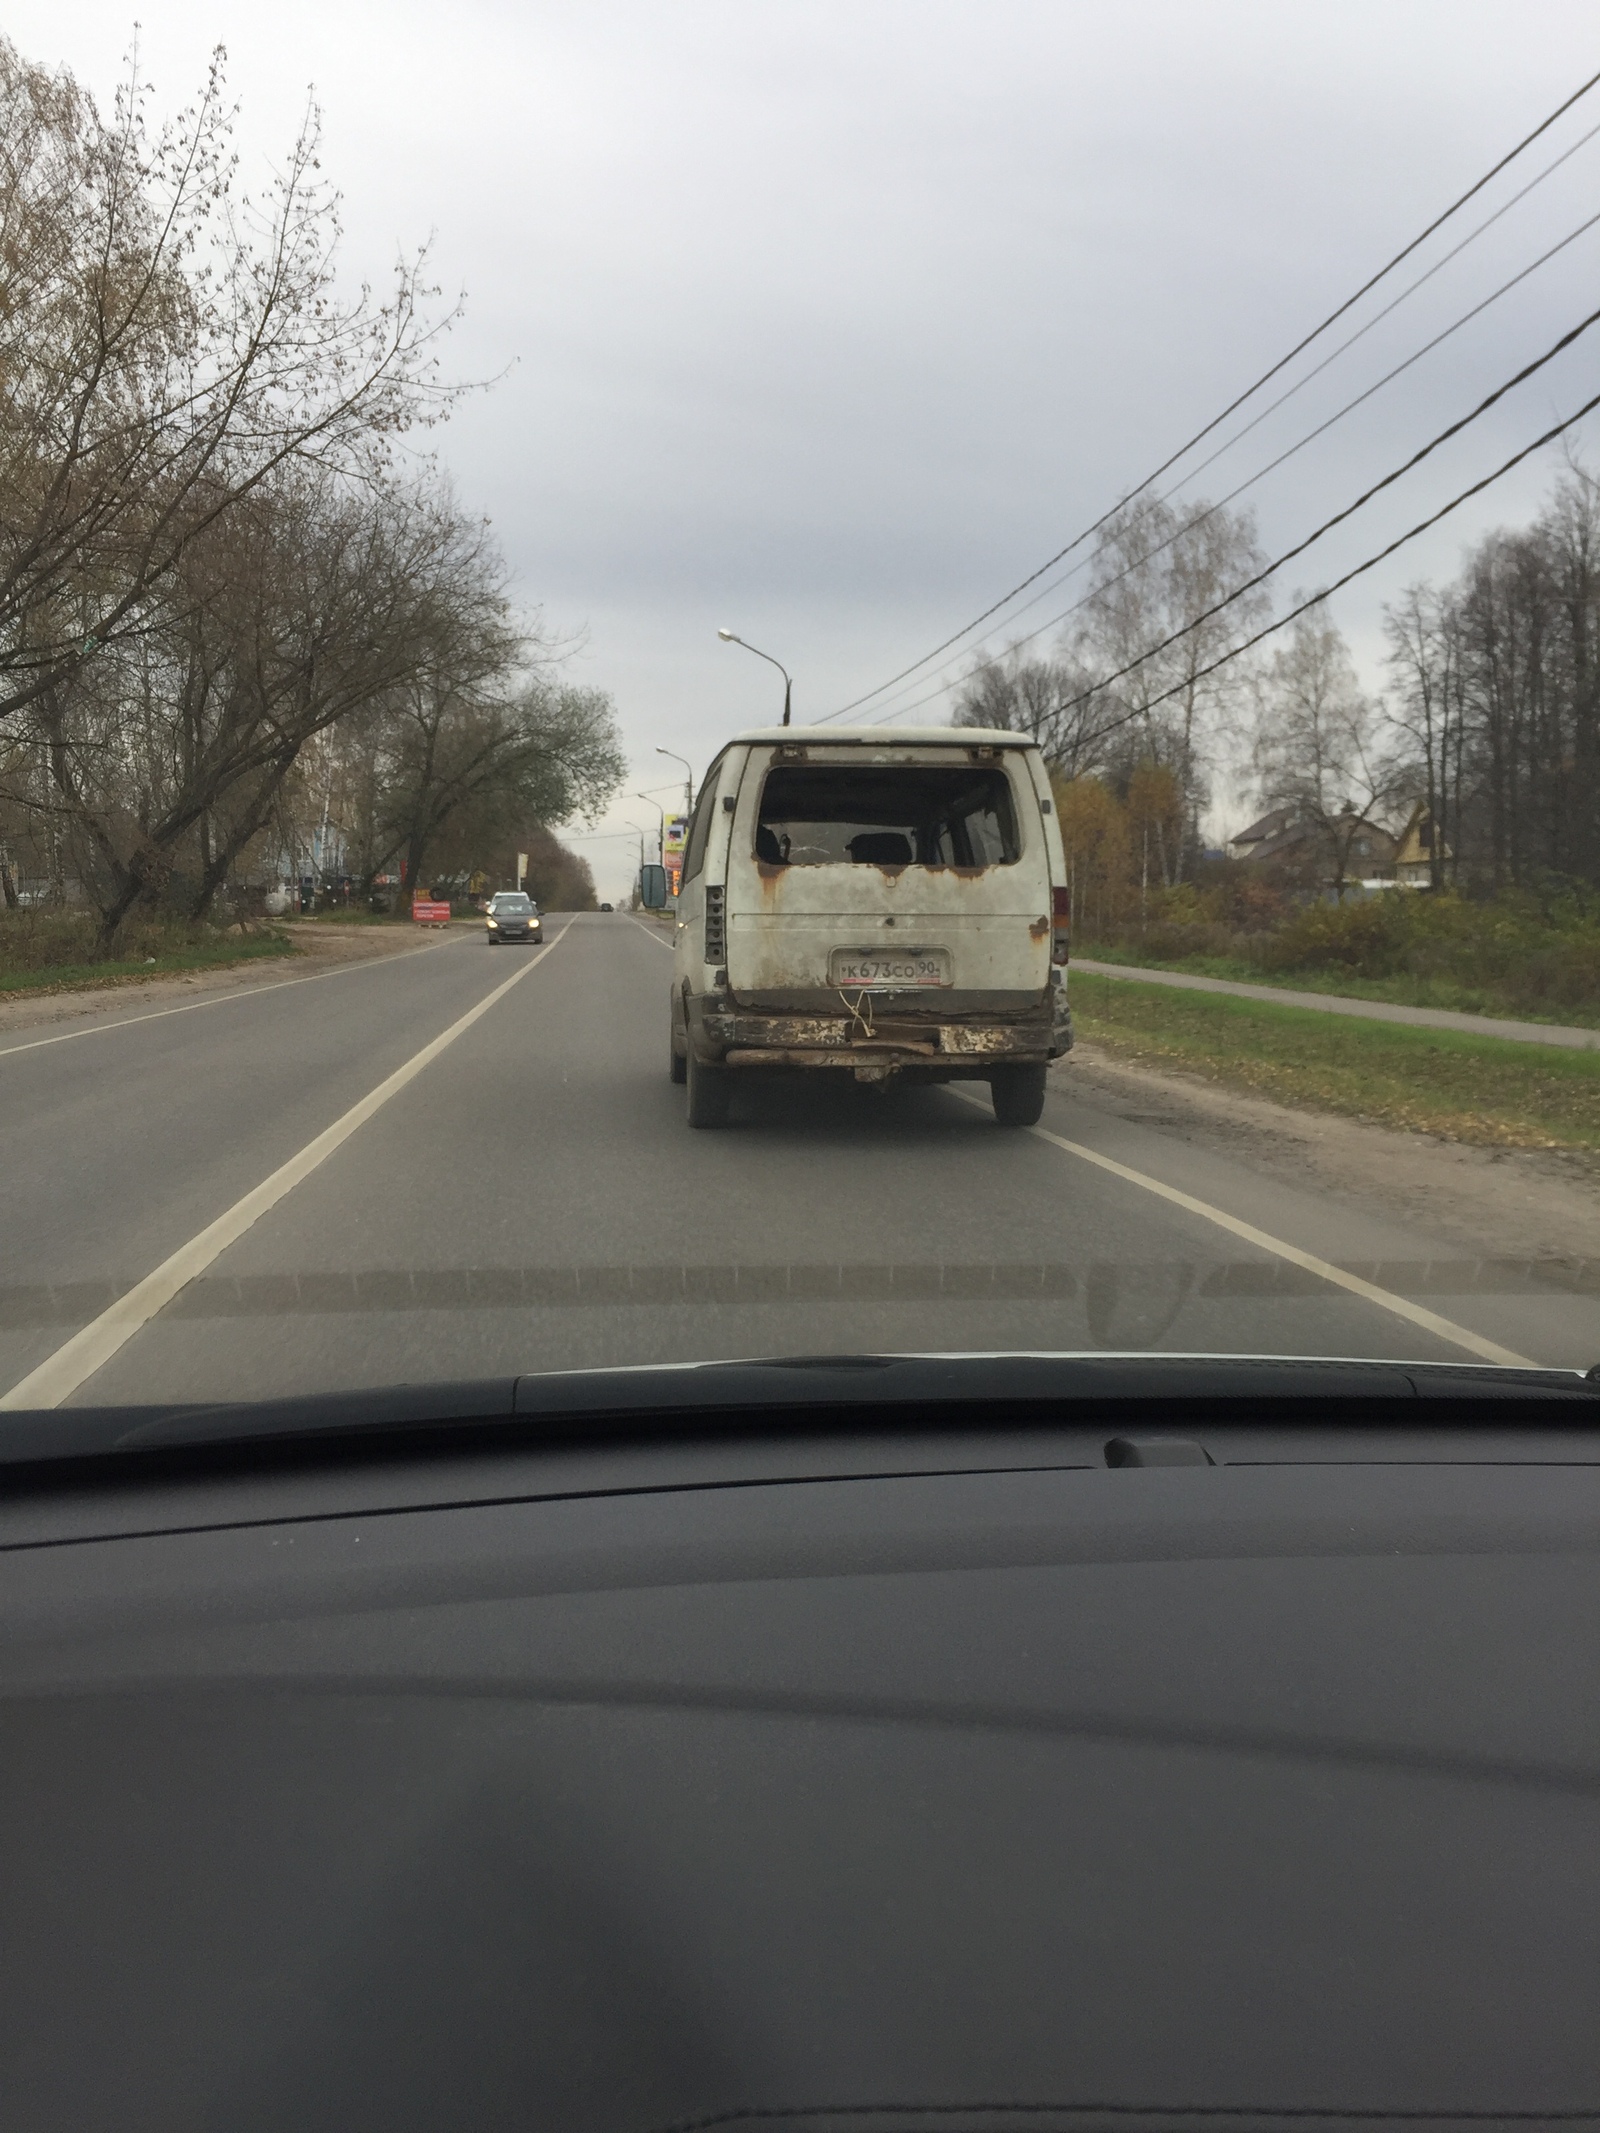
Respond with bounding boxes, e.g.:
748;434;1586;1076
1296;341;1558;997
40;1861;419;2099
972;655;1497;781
0;911;1593;1412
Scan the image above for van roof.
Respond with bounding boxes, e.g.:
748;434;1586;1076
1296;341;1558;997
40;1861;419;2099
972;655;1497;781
726;726;1037;747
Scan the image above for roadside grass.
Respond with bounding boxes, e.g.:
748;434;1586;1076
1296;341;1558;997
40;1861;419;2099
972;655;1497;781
1071;972;1600;1153
1078;945;1600;1029
0;912;297;998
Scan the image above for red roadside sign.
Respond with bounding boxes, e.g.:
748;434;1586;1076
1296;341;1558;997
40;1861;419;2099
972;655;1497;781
411;900;452;925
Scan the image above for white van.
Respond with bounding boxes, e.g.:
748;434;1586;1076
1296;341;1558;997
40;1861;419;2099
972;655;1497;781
669;727;1073;1128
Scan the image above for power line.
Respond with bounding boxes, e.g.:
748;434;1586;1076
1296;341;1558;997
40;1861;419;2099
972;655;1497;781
1067;381;1600;753
864;199;1600;726
1150;112;1600;507
874;292;1600;725
820;61;1600;723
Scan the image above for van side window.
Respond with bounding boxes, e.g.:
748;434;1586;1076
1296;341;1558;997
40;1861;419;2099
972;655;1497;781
682;767;721;883
755;765;1019;867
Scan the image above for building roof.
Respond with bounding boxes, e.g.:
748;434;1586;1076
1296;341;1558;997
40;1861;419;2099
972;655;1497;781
1230;806;1296;847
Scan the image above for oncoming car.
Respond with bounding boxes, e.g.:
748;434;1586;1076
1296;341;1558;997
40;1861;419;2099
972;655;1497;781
483;891;542;944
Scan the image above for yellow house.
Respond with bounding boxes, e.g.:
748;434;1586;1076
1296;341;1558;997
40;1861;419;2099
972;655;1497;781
1393;804;1450;886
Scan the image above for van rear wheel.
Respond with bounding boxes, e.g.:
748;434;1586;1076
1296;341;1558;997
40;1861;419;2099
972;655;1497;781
686;1046;731;1128
990;1063;1047;1128
670;1028;687;1084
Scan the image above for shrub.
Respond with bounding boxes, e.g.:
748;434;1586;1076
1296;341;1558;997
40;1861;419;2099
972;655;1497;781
1077;887;1600;1018
0;908;276;977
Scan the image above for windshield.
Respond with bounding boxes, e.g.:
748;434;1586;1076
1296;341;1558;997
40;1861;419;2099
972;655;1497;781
1;17;1597;1426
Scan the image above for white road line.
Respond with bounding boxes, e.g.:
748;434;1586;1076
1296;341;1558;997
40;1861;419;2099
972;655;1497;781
948;1086;1533;1368
631;917;674;949
0;932;459;1062
0;927;568;1412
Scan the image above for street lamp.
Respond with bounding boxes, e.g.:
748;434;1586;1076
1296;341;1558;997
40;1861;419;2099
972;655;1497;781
718;627;792;726
634;795;666;861
656;747;694;813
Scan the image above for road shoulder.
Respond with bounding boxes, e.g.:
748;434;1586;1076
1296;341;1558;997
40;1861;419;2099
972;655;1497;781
0;922;443;1042
1061;1039;1600;1270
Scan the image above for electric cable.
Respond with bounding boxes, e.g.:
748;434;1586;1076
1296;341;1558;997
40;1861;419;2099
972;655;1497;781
1065;380;1600;754
1154;111;1600;504
856;196;1600;726
819;63;1600;723
871;292;1600;725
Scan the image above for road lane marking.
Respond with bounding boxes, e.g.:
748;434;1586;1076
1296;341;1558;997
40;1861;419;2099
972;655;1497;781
948;1086;1533;1368
0;934;460;1062
0;927;568;1412
631;918;674;948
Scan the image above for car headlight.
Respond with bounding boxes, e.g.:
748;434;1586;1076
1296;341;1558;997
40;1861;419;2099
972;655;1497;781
486;917;498;927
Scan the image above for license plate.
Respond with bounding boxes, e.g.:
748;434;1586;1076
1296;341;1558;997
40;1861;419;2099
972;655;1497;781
828;947;952;988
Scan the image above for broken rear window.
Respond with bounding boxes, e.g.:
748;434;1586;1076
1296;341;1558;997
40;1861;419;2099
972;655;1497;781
755;764;1019;867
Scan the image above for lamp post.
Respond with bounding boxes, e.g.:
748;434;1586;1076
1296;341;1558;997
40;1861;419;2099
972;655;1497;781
717;628;792;726
634;795;666;862
656;747;694;813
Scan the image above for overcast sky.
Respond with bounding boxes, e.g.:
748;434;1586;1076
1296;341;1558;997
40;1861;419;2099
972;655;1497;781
10;1;1600;896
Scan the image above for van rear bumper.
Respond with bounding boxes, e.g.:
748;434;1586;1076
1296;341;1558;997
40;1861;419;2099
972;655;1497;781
689;998;1073;1072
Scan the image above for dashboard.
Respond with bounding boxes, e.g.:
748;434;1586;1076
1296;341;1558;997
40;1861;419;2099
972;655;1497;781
1;1356;1597;2133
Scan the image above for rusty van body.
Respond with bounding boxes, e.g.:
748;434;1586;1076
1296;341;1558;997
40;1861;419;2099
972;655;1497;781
669;727;1073;1128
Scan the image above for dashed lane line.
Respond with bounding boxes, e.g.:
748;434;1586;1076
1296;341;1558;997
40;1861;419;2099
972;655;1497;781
0;927;569;1412
947;1085;1533;1369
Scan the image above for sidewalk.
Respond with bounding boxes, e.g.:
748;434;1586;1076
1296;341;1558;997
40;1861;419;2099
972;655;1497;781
1070;958;1600;1052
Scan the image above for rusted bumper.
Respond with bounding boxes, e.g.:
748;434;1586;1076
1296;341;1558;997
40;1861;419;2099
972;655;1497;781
693;998;1072;1073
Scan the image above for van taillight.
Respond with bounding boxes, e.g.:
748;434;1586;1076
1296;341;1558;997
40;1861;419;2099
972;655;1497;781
704;884;726;964
1051;885;1070;964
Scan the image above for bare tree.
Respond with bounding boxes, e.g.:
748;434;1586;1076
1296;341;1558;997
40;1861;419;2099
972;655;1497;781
1256;602;1397;899
0;34;630;944
371;677;626;897
1069;493;1270;881
0;36;456;728
953;647;1105;779
1383;583;1462;892
2;471;498;943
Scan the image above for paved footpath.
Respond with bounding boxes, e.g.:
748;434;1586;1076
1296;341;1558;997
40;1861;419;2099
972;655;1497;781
1070;959;1600;1051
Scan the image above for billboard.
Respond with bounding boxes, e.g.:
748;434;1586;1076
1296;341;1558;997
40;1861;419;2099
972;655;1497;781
663;816;688;897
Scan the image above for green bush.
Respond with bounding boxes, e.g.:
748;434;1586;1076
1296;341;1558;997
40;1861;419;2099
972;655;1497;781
1080;888;1600;1021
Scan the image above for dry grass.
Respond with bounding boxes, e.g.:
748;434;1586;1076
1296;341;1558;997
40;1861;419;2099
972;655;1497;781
0;911;296;996
1072;972;1600;1154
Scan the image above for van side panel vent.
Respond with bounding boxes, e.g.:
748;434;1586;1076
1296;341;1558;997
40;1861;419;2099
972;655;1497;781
704;885;726;963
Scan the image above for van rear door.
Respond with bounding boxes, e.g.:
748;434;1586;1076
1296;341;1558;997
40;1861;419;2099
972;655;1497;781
725;741;1054;1010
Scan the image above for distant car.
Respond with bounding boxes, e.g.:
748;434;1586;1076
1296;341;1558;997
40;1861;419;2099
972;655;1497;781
599;902;614;912
484;891;542;944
